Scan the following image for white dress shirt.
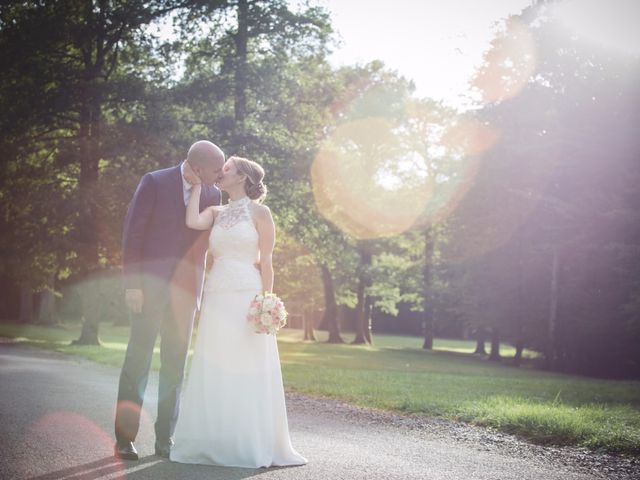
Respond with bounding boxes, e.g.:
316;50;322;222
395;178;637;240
180;161;193;206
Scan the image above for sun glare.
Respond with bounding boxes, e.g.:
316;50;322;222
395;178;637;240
471;17;537;104
552;0;640;55
311;117;435;239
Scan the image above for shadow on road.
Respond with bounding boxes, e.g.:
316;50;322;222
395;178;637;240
26;455;292;480
26;456;136;480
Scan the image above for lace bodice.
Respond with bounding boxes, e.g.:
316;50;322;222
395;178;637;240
205;196;262;292
215;195;252;230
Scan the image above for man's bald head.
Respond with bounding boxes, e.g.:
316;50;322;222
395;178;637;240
187;140;224;166
186;140;225;185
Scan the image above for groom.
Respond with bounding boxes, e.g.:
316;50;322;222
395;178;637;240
114;141;224;460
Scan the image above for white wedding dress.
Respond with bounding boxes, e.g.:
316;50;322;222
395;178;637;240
170;196;307;468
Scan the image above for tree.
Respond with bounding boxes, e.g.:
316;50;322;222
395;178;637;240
0;1;187;340
444;2;640;375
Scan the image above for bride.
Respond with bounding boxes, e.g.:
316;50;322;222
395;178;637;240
169;156;307;469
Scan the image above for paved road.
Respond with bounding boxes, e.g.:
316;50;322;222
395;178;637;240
0;342;625;480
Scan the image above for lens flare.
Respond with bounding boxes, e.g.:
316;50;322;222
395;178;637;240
114;399;154;444
472;17;537;103
21;411;124;477
312;117;435;239
552;0;640;55
441;119;501;158
312;100;504;239
445;148;561;263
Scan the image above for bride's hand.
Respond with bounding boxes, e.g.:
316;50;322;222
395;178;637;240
183;161;202;185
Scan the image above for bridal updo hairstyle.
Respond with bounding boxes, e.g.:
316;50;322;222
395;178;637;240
231;156;267;203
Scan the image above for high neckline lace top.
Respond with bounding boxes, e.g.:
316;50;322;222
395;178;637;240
228;195;251;207
215;195;252;230
206;194;260;292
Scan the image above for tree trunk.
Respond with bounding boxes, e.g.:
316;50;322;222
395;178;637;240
363;294;373;345
351;275;367;344
74;92;102;346
513;237;526;367
422;312;434;349
513;337;525;366
422;227;435;350
489;326;501;361
303;307;316;341
37;273;56;324
74;36;103;345
513;235;527;367
546;248;559;368
352;246;372;345
74;316;101;345
421;318;434;349
321;264;343;343
74;109;102;345
73;270;102;346
234;0;248;126
19;286;33;323
474;327;487;354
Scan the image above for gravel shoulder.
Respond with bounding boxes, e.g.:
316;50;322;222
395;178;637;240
285;393;640;480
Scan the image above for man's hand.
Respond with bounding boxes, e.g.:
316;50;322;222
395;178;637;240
125;289;144;314
183;161;202;186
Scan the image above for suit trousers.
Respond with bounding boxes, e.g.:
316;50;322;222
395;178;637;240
115;275;197;445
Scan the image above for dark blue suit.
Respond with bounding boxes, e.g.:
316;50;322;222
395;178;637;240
115;164;220;446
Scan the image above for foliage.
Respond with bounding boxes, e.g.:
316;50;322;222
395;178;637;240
442;3;640;374
2;1;639;376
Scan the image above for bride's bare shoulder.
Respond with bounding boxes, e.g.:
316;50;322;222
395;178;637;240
249;202;271;215
249;202;273;224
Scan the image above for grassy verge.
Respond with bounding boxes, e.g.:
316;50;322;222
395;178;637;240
1;322;639;455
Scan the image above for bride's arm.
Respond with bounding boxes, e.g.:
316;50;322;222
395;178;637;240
254;204;275;293
186;184;216;230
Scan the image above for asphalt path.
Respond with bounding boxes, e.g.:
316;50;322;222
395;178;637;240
0;342;628;480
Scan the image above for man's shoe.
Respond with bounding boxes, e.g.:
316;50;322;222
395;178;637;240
154;439;174;458
114;441;139;461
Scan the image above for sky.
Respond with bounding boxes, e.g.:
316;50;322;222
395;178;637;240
318;0;533;110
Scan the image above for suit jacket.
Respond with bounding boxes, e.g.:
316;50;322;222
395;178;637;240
122;164;221;309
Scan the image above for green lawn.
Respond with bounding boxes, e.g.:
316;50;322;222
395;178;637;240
2;322;639;455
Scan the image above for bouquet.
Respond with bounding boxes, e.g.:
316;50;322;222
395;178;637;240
247;292;287;335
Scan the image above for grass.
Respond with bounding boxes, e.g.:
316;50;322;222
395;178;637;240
2;322;639;455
